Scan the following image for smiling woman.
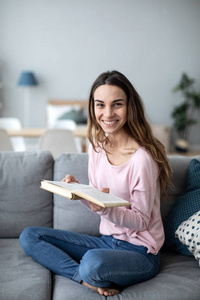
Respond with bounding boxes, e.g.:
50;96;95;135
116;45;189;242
20;70;173;297
87;70;172;198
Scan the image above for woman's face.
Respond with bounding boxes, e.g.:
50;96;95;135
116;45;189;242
93;84;127;136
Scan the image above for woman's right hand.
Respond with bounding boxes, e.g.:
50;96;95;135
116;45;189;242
61;174;79;183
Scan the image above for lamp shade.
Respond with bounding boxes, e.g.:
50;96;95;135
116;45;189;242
18;71;38;86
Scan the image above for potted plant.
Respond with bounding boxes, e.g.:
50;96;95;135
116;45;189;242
171;73;200;152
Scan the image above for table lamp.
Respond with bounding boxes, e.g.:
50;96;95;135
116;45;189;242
18;71;38;127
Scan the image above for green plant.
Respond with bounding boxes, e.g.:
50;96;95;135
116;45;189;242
171;73;200;140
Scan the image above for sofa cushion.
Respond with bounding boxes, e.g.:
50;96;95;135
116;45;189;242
164;158;200;255
160;155;198;222
53;153;100;236
0;238;52;300
0;151;54;238
52;251;200;300
53;275;105;300
121;251;200;300
175;210;200;265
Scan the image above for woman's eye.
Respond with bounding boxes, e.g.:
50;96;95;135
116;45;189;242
96;103;104;107
114;103;122;107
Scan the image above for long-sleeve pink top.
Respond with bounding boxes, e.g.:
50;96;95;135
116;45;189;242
85;145;164;255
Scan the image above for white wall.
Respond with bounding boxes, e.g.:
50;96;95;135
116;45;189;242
0;0;200;148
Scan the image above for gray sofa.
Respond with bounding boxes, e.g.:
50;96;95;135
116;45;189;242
0;151;200;300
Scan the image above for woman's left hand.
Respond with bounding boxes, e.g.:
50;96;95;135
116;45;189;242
88;187;110;212
89;203;103;212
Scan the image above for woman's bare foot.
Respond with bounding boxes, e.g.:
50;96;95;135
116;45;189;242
81;281;120;296
98;287;120;296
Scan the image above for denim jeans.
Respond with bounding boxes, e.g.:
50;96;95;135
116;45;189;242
19;226;160;288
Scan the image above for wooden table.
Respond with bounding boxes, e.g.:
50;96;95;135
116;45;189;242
7;126;88;152
7;128;200;155
7;127;87;138
7;128;46;138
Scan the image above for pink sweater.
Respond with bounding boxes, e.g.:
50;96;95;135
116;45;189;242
85;145;164;254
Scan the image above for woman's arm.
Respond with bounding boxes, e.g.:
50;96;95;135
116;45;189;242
95;189;155;230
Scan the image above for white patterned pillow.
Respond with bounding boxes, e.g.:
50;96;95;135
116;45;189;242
175;210;200;266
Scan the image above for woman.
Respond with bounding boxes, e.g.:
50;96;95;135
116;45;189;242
20;70;172;296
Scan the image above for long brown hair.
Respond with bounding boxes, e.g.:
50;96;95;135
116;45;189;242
87;70;172;199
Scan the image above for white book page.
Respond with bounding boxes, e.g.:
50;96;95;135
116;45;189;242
45;181;129;205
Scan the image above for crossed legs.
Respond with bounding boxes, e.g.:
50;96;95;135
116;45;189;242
20;227;160;296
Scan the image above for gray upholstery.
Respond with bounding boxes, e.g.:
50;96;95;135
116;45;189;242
53;153;100;236
105;251;200;300
1;151;200;300
0;239;52;300
0;151;54;238
53;275;106;300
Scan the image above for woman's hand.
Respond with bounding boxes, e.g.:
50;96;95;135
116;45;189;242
61;175;79;183
89;187;110;212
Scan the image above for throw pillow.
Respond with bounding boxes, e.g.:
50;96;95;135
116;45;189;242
58;109;87;124
175;210;200;265
164;159;200;255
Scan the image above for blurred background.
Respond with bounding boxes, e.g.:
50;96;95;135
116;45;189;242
0;0;200;153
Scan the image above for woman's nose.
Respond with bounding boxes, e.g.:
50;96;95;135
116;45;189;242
104;106;113;117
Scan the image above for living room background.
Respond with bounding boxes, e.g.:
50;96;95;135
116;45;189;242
0;0;200;149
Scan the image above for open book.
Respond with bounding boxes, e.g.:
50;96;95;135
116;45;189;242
41;180;131;208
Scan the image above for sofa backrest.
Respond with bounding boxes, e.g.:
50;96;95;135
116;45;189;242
1;151;199;239
53;153;200;234
0;151;54;238
53;153;100;236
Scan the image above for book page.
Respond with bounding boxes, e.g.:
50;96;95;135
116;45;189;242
44;181;130;206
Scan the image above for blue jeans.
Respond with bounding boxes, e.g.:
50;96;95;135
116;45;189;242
19;227;160;288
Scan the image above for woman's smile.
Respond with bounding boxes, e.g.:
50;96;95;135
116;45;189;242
102;120;119;126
